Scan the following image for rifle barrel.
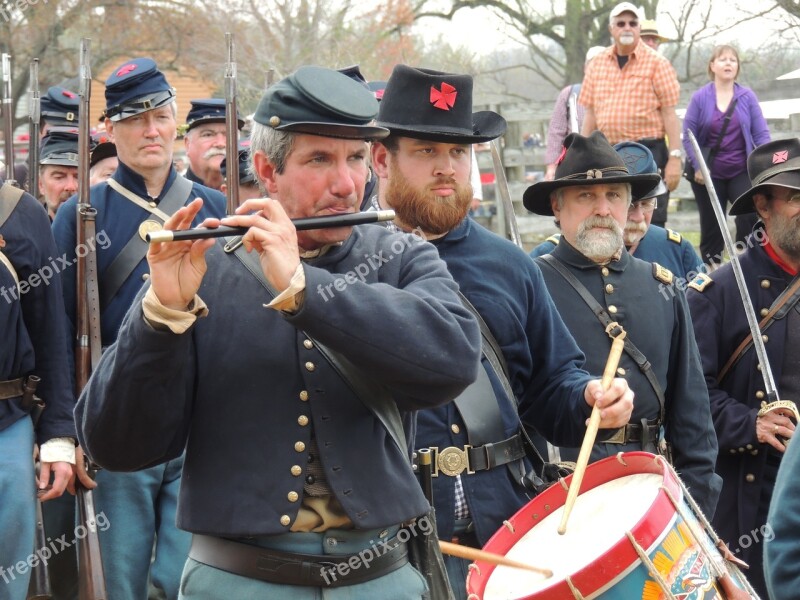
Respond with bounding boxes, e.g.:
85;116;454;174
146;210;396;243
2;53;15;183
28;59;40;195
224;32;239;214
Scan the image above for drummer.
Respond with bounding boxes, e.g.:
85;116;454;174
524;131;721;518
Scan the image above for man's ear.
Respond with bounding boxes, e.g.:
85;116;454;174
372;142;390;179
253;151;279;195
550;195;561;219
753;193;770;224
105;119;115;142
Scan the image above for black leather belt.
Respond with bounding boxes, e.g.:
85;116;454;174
415;432;526;477
0;377;24;401
189;533;408;588
604;422;659;445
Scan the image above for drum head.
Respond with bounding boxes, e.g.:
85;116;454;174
468;452;682;599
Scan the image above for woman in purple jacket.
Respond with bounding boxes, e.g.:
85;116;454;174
682;45;771;266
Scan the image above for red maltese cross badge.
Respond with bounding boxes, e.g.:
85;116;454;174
430;83;457;111
116;64;137;77
773;150;789;164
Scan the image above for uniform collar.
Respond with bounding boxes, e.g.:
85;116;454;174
112;160;177;203
551;235;628;272
432;216;471;245
764;241;798;276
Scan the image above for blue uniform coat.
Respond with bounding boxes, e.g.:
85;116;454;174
75;225;482;536
536;239;721;517
419;218;594;545
687;233;794;568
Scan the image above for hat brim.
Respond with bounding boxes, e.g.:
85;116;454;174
641;178;668;199
377;111;506;144
730;171;800;215
523;173;662;215
187;116;246;131
276;121;388;141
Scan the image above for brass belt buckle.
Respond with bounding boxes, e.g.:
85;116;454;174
432;446;474;477
605;426;627;445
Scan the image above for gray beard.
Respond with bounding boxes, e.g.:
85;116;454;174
575;216;624;262
768;212;800;261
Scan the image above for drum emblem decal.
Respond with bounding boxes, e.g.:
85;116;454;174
642;521;723;599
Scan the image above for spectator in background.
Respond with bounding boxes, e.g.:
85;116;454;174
543;46;605;181
639;19;671;51
682;44;770;267
580;1;684;229
89;132;118;186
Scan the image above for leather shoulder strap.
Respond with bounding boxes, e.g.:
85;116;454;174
0;182;24;230
539;253;666;425
717;273;800;383
100;175;194;306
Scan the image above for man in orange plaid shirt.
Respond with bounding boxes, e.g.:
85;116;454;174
580;2;683;219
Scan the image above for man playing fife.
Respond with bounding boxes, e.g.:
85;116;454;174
75;66;484;599
688;138;800;598
371;65;635;599
524;131;721;519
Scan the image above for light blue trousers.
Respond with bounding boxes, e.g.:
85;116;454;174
179;526;429;600
0;418;35;600
93;456;190;600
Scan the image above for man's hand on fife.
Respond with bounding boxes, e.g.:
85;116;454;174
584;378;634;429
148;198;216;311
220;198;300;294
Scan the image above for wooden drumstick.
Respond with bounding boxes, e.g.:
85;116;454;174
439;540;553;578
558;322;627;535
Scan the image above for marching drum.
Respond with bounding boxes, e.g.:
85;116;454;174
466;452;757;599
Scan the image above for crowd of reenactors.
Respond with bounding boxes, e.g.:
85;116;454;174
1;3;799;599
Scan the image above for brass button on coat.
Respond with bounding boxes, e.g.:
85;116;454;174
616;367;626;376
760;308;769;317
451;424;460;434
305;362;315;372
291;465;302;476
608;305;618;314
298;415;309;426
601;267;610;276
303;339;313;349
287;491;299;502
142;273;150;281
745;474;755;483
605;284;614;294
756;391;765;399
761;279;770;289
299;390;309;401
280;515;291;526
294;441;306;452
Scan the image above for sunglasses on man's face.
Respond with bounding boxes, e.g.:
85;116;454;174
615;20;639;28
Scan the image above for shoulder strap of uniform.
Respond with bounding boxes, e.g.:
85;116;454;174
687;272;713;292
0;181;25;230
539;253;666;427
666;229;682;244
652;262;674;285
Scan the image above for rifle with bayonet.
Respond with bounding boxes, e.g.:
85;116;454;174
74;38;106;600
224;32;239;214
28;59;40;196
2;53;16;185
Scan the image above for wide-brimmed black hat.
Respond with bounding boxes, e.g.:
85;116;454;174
376;65;506;144
523;131;662;215
730;138;800;215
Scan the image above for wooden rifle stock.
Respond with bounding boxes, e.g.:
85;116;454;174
74;38;107;600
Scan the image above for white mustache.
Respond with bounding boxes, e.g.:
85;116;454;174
619;33;635;45
203;148;226;160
